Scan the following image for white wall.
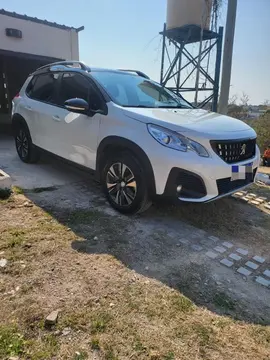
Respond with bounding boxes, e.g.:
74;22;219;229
0;14;79;60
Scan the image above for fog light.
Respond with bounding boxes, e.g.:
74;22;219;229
176;185;182;193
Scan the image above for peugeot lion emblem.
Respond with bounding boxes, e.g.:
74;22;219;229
240;144;246;155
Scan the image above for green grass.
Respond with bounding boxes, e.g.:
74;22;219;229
0;326;26;358
68;209;102;225
31;186;58;193
104;346;119;360
0;188;12;200
91;313;111;334
164;352;175;360
213;292;236;311
90;338;100;350
12;186;24;194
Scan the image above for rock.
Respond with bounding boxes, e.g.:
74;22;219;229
150;351;161;359
62;327;71;336
0;258;7;267
9;357;19;360
23;201;33;207
4;290;15;296
45;310;59;326
109;302;115;307
145;266;149;271
93;236;98;240
15;286;20;292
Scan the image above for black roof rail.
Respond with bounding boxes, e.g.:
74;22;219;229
35;61;90;73
118;69;150;79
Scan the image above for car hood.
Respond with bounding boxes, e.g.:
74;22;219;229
123;107;255;138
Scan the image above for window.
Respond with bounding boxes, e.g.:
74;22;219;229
58;73;102;110
27;73;59;103
91;71;193;109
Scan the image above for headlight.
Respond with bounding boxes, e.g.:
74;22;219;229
147;124;209;157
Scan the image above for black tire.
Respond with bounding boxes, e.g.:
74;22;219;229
14;122;40;163
101;152;152;214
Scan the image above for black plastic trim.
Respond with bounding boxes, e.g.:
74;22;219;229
96;136;156;196
163;168;207;199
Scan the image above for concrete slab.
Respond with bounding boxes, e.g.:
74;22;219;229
253;256;266;264
0;135;90;189
0;169;11;189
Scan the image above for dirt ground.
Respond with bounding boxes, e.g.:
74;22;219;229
1;180;270;359
1;136;270;359
259;166;270;175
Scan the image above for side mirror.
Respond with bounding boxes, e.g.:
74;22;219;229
64;98;89;114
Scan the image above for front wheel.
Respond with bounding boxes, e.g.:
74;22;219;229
101;152;152;214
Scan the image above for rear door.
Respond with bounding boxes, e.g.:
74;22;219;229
25;72;61;153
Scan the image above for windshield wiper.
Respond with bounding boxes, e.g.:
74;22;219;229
155;105;191;109
123;105;154;108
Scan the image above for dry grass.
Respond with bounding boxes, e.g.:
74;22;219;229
0;194;270;359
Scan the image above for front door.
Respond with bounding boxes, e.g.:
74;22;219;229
50;72;102;170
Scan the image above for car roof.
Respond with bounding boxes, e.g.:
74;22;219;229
32;61;150;79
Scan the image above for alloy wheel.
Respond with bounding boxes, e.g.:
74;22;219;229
16;129;29;159
106;162;137;206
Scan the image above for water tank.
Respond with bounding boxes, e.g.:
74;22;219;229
166;0;213;31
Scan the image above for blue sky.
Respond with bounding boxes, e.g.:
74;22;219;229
6;0;270;104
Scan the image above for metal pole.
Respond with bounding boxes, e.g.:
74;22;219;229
219;0;238;114
160;23;166;85
212;26;224;112
176;43;184;95
194;25;204;105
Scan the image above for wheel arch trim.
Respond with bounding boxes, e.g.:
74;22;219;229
11;113;30;134
96;136;156;195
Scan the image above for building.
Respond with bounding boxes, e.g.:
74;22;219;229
0;9;84;124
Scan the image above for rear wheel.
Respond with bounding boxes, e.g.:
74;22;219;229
14;123;40;163
101;152;152;214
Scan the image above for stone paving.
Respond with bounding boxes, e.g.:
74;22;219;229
179;231;270;289
233;190;270;211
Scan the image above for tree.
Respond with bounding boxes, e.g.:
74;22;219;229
239;92;249;107
248;112;270;152
227;93;242;119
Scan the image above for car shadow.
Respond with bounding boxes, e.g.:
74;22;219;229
24;181;270;326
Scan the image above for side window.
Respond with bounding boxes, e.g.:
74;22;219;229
58;73;102;111
27;73;59;103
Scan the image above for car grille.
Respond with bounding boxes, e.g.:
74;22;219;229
210;138;256;164
217;169;257;196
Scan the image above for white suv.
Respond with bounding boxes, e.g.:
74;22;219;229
12;61;260;214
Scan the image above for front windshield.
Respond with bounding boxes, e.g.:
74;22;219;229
91;71;193;109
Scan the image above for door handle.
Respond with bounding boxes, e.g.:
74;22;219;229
52;115;61;121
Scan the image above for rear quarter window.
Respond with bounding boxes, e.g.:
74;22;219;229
26;73;59;103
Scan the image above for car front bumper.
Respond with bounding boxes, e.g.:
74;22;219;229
152;146;260;203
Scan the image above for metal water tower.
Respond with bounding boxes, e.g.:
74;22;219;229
160;0;223;111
